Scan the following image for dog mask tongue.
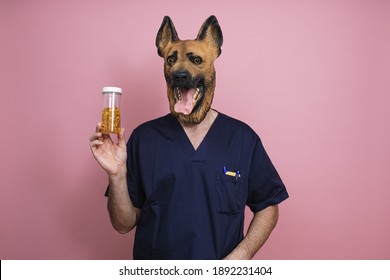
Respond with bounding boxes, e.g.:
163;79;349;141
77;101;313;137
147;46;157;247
174;88;196;115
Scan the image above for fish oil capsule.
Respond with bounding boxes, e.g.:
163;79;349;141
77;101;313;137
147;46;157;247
101;87;122;134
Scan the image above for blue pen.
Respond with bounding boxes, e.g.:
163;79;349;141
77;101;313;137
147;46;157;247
223;166;227;174
236;170;241;180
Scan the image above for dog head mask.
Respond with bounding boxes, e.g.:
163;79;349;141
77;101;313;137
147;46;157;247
156;15;223;124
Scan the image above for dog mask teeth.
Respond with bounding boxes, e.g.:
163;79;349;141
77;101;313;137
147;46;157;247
193;87;202;101
174;87;182;102
193;88;199;101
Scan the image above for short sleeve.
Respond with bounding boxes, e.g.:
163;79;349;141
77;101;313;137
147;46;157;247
246;137;289;212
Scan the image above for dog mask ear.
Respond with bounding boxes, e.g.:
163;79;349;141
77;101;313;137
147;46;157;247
196;15;223;57
156;16;179;57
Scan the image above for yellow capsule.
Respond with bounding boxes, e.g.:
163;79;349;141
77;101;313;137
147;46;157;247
101;106;121;134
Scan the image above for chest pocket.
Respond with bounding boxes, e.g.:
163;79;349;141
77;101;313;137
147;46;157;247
216;172;244;214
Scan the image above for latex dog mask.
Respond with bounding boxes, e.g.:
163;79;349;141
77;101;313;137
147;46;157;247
156;15;223;124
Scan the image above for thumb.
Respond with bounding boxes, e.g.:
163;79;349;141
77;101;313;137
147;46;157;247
117;128;126;146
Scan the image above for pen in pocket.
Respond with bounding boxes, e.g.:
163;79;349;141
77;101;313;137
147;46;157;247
223;166;241;180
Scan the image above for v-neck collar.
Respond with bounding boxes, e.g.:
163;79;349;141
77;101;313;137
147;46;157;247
168;112;226;162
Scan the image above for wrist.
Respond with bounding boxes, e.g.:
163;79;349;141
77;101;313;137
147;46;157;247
109;166;127;184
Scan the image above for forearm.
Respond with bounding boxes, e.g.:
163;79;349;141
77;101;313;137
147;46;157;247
224;205;279;260
107;168;139;234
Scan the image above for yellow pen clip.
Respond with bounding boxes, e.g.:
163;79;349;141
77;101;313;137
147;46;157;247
225;171;236;177
223;166;236;177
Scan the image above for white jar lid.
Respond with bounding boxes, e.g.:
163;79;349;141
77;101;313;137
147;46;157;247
102;86;122;94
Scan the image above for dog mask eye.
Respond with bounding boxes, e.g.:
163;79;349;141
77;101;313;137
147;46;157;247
193;57;202;65
167;55;176;65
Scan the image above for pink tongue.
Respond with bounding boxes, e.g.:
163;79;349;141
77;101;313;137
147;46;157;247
174;88;195;115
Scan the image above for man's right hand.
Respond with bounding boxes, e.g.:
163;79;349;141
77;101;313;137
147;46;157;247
89;123;127;176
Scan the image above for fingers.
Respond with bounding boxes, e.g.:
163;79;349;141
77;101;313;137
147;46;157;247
89;139;104;150
90;123;124;150
89;131;102;142
89;133;103;149
95;122;102;133
90;123;104;150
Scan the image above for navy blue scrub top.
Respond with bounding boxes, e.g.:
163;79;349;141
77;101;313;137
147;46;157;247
106;112;288;259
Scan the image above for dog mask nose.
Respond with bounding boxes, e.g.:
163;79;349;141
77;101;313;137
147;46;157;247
173;71;191;85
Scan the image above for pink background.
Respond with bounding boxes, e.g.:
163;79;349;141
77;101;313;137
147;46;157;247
1;0;389;259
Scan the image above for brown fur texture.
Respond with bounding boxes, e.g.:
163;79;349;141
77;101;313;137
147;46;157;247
156;16;223;124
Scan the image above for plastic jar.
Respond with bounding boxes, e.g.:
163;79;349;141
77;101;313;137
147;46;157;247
101;86;122;134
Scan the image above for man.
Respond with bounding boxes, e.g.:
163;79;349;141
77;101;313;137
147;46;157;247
89;15;288;260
